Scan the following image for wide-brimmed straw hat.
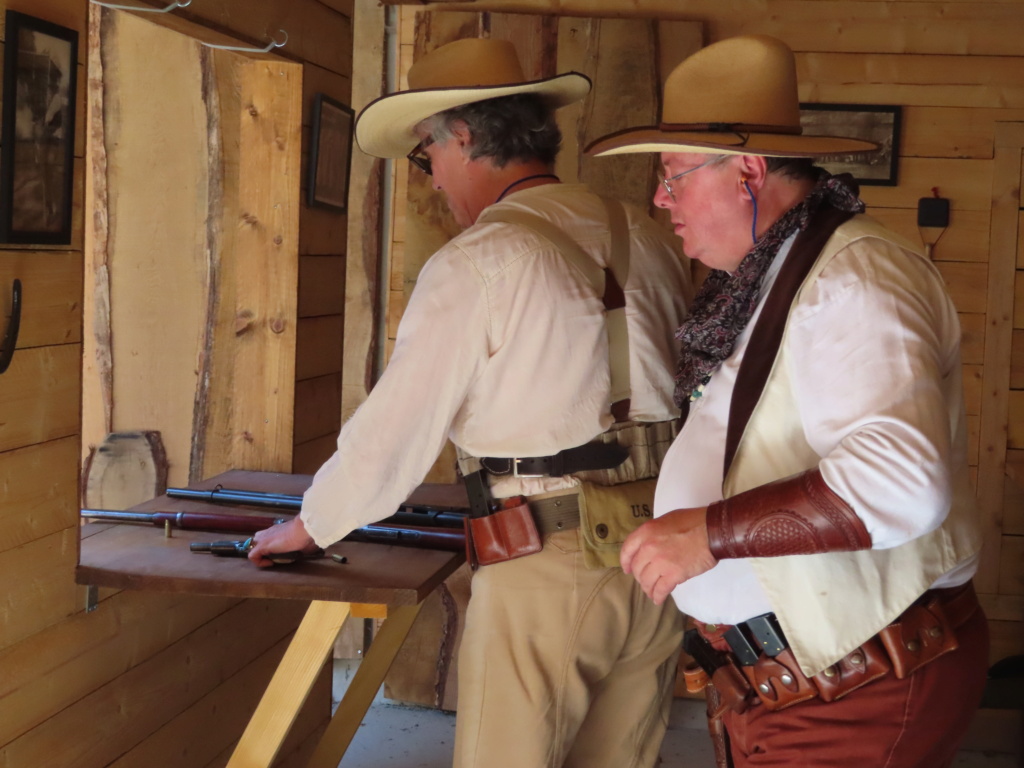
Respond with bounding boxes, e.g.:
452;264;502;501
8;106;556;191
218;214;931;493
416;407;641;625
356;38;591;159
586;35;877;158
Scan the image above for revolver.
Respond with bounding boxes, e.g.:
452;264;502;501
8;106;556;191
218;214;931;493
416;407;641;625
189;537;322;565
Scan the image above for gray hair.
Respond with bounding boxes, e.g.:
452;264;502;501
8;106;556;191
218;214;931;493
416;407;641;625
419;93;562;168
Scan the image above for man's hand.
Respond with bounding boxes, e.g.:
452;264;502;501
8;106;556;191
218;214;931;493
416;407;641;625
248;517;318;568
619;507;718;605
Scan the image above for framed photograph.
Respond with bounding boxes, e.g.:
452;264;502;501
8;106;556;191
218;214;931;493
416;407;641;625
307;93;354;212
0;11;78;244
799;103;901;187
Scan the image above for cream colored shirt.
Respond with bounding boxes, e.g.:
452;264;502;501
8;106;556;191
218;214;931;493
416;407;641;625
655;227;979;624
301;184;691;547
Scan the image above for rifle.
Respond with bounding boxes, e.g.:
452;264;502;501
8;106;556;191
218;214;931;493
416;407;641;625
83;509;467;553
81;509;286;535
164;486;470;528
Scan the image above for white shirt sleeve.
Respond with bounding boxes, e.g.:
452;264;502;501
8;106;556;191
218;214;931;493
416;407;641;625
298;243;490;547
786;237;961;549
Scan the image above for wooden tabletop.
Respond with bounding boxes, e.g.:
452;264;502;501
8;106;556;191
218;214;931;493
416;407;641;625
76;470;468;606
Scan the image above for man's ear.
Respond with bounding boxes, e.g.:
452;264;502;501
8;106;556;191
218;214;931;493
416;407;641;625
736;155;768;198
450;121;473;153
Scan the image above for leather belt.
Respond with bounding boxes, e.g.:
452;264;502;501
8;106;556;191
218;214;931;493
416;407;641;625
480;442;629;478
685;581;980;714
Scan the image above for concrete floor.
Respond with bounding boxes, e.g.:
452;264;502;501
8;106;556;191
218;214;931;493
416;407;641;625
332;660;1021;768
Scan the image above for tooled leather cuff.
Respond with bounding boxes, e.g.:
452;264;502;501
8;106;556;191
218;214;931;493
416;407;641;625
707;469;871;559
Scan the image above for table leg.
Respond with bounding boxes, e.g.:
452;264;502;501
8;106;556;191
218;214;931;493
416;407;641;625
306;602;424;768
227;600;353;768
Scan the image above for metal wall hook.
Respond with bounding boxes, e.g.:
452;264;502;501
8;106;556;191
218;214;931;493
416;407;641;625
201;29;287;53
89;0;192;12
0;279;22;375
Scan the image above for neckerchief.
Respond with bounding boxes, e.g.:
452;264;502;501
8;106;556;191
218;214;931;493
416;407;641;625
673;172;865;407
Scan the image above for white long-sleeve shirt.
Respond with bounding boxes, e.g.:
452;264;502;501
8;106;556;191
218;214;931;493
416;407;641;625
301;183;691;547
655;227;979;624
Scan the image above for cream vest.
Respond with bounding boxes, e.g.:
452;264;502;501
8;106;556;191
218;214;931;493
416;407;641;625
723;215;983;677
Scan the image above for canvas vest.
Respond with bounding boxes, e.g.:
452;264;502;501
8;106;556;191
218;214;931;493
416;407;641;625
723;214;983;677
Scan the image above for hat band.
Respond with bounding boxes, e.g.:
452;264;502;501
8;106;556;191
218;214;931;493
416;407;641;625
659;121;802;136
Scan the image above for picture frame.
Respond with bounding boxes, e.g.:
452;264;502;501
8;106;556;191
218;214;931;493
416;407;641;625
0;11;79;244
799;103;902;187
307;93;354;212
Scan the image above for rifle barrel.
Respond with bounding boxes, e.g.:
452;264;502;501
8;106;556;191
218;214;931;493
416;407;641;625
345;523;466;552
165;487;303;511
165;487;470;527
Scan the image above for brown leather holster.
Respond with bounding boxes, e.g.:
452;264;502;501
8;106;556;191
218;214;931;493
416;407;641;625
706;468;872;559
464;496;542;568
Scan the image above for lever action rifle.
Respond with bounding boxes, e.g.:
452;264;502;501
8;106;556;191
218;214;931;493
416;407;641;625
81;509;287;534
164;486;470;528
82;510;467;552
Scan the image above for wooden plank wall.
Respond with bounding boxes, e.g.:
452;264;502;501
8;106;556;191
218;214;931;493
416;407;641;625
382;0;1024;667
0;1;354;766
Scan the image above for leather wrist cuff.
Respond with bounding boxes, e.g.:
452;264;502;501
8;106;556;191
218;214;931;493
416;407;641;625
707;469;871;559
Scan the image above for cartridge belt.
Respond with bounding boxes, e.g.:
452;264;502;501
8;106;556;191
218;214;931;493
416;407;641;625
522;492;581;536
684;580;979;714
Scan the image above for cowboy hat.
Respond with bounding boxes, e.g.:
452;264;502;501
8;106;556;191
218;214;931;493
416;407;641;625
586;35;877;158
356;38;592;159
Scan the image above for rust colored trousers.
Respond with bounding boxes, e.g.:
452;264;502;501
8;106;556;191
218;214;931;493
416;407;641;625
721;605;989;767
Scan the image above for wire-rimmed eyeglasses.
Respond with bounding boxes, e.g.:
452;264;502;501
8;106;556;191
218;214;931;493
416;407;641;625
407;136;435;175
660;157;717;202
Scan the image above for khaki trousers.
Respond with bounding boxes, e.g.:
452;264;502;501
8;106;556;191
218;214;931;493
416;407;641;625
454;528;684;768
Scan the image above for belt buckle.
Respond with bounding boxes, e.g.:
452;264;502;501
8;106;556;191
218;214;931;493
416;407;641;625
512;458;543;478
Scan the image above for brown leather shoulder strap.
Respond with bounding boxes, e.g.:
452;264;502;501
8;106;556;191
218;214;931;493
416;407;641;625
723;207;855;478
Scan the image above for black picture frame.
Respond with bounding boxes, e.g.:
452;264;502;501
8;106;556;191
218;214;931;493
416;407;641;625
0;11;79;244
307;93;354;212
799;103;902;187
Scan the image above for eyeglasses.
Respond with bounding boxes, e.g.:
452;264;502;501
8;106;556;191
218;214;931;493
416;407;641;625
660;157;717;202
407;135;435;175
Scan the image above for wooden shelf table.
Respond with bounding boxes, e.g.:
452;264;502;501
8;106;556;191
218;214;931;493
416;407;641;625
76;469;467;768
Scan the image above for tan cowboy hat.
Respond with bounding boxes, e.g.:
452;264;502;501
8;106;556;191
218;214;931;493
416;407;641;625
586;35;877;158
356;38;592;159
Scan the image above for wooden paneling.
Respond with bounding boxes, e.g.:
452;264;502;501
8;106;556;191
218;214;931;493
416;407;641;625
935;262;988;315
867;208;988;263
960;312;986;366
292;433;338;475
296;315;344;380
860;158;992;211
797;52;1024;109
299;256;346;317
0;438;79;554
0;599;308;768
0;252;82;347
294;374;342;444
0;590;239;745
0;345;80;453
0;528;80;651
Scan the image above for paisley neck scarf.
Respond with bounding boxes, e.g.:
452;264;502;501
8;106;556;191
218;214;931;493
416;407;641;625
673;172;865;407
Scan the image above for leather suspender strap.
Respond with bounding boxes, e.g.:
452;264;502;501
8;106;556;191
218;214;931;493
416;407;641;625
600;197;632;418
707;468;871;559
723;206;855;477
712;207;869;560
477;199;632;421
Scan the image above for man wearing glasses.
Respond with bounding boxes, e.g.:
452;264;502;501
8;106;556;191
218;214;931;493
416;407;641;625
588;35;986;768
249;38;692;768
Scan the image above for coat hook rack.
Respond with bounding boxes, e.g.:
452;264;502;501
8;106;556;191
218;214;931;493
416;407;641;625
89;0;192;12
201;29;288;53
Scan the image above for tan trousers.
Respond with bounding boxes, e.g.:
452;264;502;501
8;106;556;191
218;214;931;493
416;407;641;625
453;528;684;768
